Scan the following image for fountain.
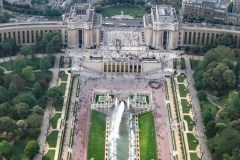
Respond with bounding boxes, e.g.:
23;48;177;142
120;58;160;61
109;99;125;140
107;98;137;160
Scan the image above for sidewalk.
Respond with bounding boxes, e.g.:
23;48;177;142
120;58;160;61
184;57;212;160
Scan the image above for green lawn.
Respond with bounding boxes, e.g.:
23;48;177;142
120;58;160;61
50;113;61;129
99;6;146;18
190;153;200;160
12;139;29;160
55;97;64;111
47;131;58;148
139;112;157;160
184;115;195;131
88;111;106;159
0;60;14;70
181;99;191;113
187;133;199;150
178;84;188;97
43;150;55;160
59;71;68;81
177;73;186;83
57;83;67;95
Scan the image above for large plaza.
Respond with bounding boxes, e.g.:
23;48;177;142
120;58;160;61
0;3;214;160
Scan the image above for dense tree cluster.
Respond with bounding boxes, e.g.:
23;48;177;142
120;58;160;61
100;0;145;5
0;38;18;58
193;44;240;160
0;56;53;158
37;31;61;53
0;12;12;23
3;1;63;16
194;45;236;92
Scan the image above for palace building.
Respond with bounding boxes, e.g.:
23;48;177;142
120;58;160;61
1;4;240;50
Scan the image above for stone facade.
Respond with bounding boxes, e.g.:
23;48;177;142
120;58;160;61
232;0;240;14
182;0;228;22
1;4;240;50
0;0;3;13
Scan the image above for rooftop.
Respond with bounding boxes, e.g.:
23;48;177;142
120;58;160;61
62;3;101;26
152;5;178;24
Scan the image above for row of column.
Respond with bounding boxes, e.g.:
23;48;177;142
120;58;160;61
103;62;142;73
0;29;63;45
182;30;240;48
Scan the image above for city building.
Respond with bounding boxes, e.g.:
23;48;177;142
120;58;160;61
182;0;228;22
0;0;3;13
63;3;101;47
144;5;178;50
1;4;240;51
232;0;240;14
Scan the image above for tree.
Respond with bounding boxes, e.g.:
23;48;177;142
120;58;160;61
47;87;63;101
0;140;13;157
15;103;31;119
205;121;217;138
232;147;240;160
0;13;11;23
2;38;17;57
212;128;240;158
4;74;13;88
0;68;4;76
26;113;43;128
22;66;35;82
0;102;13;117
8;83;18;99
14;59;27;74
16;120;28;137
40;56;52;70
14;92;36;107
0;86;8;103
38;36;48;53
215;33;236;48
204;46;234;63
225;91;240;113
0;68;5;86
202;63;236;91
12;75;26;91
33;82;42;98
20;46;33;58
27;127;40;138
24;140;39;159
230;119;240;132
202;110;213;125
228;2;233;12
2;41;11;56
46;35;61;53
0;117;16;134
197;90;207;101
32;105;44;115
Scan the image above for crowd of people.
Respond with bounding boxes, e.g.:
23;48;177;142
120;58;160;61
148;80;162;89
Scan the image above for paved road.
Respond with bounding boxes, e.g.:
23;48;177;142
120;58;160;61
184;57;212;160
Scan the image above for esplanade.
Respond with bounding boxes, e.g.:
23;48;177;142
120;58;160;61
1;4;240;50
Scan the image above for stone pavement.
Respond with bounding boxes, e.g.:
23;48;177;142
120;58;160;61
72;80;172;160
60;76;79;160
184;57;212;160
